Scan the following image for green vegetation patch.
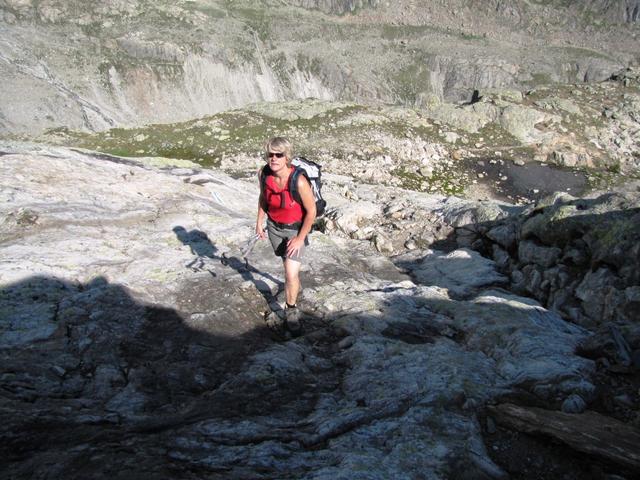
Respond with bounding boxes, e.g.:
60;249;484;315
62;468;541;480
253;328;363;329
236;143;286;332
181;1;227;19
553;46;615;62
591;215;640;251
470;122;523;150
392;165;468;197
583;166;640;191
62;101;378;167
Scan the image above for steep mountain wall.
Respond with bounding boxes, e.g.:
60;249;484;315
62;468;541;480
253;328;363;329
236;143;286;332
0;0;638;136
287;0;380;14
584;0;640;23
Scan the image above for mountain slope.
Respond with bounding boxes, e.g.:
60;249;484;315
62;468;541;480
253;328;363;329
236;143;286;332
1;0;638;136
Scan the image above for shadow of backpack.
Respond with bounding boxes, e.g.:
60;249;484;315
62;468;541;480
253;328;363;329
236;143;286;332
261;156;326;217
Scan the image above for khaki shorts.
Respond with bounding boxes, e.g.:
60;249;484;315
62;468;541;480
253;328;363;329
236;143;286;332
267;219;308;261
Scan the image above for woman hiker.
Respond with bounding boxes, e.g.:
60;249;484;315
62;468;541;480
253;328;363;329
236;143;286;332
255;137;316;334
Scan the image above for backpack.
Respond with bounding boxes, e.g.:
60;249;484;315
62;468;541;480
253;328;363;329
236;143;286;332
261;156;326;217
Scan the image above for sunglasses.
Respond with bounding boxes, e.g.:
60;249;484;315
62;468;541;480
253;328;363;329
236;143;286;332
267;152;285;158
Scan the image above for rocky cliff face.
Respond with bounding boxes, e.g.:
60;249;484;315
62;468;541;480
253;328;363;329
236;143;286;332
288;0;380;14
1;0;638;136
587;0;640;23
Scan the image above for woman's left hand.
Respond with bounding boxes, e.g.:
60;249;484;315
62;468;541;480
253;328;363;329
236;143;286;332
286;235;304;257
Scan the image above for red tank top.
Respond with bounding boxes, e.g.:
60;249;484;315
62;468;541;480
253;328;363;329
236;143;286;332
264;169;304;224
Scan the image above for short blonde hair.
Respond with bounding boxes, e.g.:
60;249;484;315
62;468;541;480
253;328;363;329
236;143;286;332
264;137;293;165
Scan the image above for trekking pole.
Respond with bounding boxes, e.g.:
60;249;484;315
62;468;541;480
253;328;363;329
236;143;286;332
240;233;261;267
220;233;260;267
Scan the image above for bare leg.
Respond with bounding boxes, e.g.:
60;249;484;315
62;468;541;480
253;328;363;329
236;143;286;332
283;258;302;306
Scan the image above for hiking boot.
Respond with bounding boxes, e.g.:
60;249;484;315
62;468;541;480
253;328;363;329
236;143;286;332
265;311;285;331
285;305;302;335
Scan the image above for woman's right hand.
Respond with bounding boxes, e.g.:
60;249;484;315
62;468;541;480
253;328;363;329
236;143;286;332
256;224;267;240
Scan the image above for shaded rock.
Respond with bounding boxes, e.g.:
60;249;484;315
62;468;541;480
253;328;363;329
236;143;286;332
486;223;517;249
486;416;497;434
492;244;511;270
575;267;622;322
633;350;640;369
488;403;640;473
561;394;587;413
518;240;562;268
456;227;477;248
474;190;640;334
613;394;634;408
562;246;589;266
521;192;640;252
521;264;543;295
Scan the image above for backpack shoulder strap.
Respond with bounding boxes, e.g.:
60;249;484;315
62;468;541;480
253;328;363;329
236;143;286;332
259;165;272;210
288;166;310;205
260;165;273;189
288;166;300;204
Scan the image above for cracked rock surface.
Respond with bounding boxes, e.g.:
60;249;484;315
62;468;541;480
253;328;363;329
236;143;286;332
0;144;607;478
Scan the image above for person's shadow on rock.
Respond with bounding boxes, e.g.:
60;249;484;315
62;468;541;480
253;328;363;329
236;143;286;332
172;226;283;307
173;226;218;273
